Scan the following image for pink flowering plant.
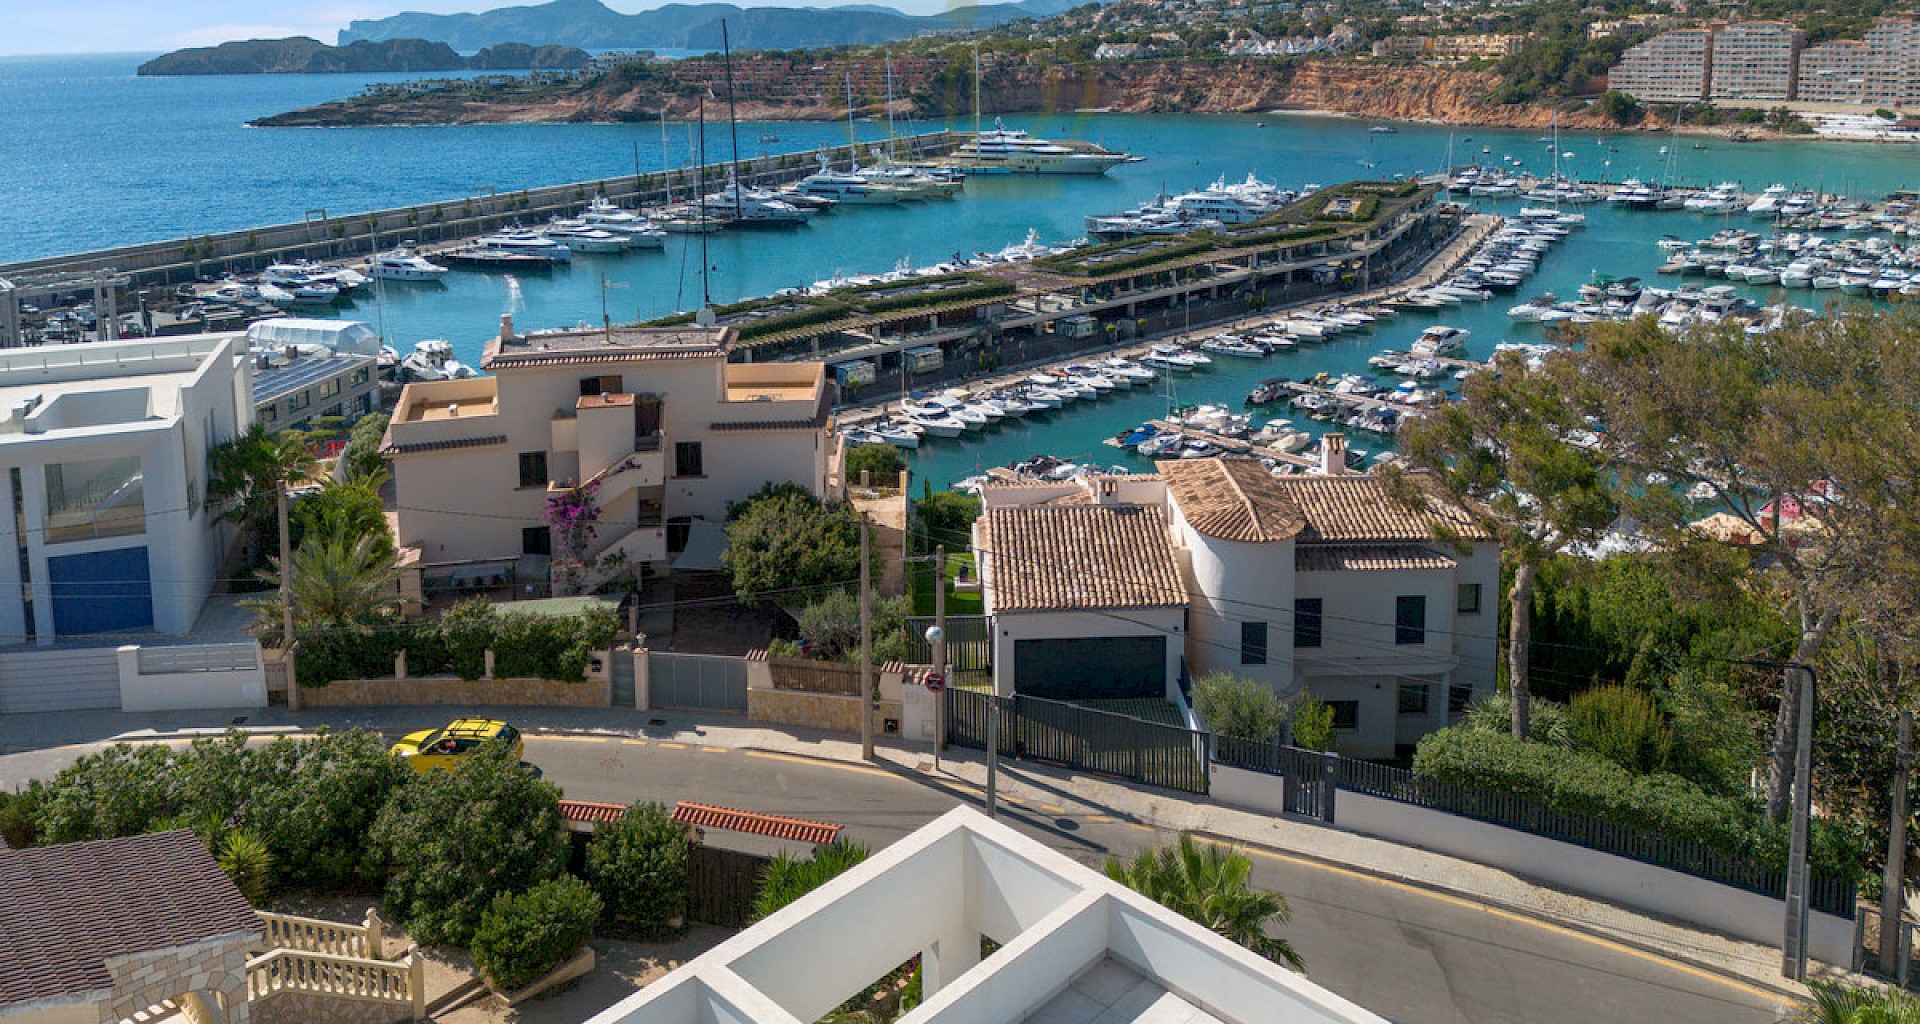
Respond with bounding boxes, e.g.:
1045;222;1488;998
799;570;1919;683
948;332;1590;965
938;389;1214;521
543;481;601;561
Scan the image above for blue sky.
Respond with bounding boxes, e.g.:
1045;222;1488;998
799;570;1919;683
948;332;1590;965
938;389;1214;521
2;0;952;54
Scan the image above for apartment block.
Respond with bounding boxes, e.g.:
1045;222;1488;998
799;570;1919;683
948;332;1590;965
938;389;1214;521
1709;21;1804;102
382;318;839;595
1608;28;1714;102
1429;33;1528;58
1799;40;1870;103
1865;15;1920;108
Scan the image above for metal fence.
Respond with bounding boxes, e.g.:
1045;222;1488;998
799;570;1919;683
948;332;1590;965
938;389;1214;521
648;652;749;713
906;615;992;673
1211;737;1855;918
945;689;1209;795
687;844;768;929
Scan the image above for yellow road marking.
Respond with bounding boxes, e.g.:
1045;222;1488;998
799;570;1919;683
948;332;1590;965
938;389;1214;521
700;745;727;753
657;742;688;749
1036;802;1067;815
1231;843;1794;1004
1086;815;1113;823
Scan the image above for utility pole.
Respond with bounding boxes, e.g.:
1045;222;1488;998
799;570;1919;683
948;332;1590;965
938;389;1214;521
1883;709;1914;976
1783;662;1815;981
859;514;875;761
277;480;300;712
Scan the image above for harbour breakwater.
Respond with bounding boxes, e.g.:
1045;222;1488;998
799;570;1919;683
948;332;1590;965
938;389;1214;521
0;131;959;289
255;59;1645;132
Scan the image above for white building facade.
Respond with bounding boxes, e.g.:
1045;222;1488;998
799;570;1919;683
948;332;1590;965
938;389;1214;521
1708;21;1803;102
382;319;839;590
0;335;251;644
1609;28;1715;101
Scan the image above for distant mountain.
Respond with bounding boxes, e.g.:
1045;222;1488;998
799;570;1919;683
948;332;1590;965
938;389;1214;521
337;0;1062;52
137;36;590;75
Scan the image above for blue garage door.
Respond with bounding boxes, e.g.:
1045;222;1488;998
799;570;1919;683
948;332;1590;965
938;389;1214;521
49;546;153;635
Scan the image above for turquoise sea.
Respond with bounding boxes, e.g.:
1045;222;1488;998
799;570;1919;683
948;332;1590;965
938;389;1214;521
6;52;1920;488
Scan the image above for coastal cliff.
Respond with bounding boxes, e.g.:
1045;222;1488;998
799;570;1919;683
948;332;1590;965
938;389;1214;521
252;59;1649;130
138;37;589;76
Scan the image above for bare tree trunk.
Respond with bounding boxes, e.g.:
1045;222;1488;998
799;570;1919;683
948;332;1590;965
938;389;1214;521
1767;607;1834;822
1508;561;1537;741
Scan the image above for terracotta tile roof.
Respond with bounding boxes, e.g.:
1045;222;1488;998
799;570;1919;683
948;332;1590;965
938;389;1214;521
978;504;1186;612
380;434;508;457
1160;459;1308;543
1276;474;1490;543
0;830;262;1005
557;799;631;826
1295;544;1458;572
671;802;842;845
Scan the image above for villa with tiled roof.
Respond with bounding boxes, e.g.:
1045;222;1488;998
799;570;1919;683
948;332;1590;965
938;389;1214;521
973;441;1499;757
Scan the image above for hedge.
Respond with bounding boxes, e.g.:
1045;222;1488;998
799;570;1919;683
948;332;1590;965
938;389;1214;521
850;279;1017;315
585;802;689;938
297;599;619;687
471;876;602;992
1413;728;1863;882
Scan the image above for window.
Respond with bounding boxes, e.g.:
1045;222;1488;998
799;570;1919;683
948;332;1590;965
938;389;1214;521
288;392;309;412
1329;700;1359;731
674;441;704;478
1395;595;1427;645
351;367;370;386
521;526;551;556
1398;682;1430;716
1457;583;1482;614
1240;621;1268;665
517;451;548;488
319;378;341;399
579;374;622;397
262;406;277;424
1448;683;1474;717
44;456;146;544
1293;598;1322;648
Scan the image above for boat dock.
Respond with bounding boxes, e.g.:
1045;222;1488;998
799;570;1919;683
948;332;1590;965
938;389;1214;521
1144;419;1320;470
1369;351;1488;371
1269;379;1437;416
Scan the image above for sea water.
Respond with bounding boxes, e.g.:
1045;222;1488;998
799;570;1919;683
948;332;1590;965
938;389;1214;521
5;52;1920;488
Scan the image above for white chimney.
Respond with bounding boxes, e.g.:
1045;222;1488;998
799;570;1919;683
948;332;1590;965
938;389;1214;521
1319;433;1349;476
500;313;515;342
1086;477;1119;506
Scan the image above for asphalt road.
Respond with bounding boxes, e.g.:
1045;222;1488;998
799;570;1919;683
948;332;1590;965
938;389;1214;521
0;733;1795;1024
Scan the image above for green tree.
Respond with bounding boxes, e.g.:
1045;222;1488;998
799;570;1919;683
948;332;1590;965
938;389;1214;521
207;422;318;564
585;802;689;938
1567;685;1675;775
291;472;395;559
754;840;871;920
339;412;392;480
370;742;567;945
470;877;602;992
1290;697;1335;752
723;487;863;605
244;526;405;644
911;490;981;554
789;589;911;664
1575;310;1920;820
1387;349;1620;740
1192;671;1284;742
1595;90;1644;126
242;729;415;890
1104;833;1303;971
845;443;905;486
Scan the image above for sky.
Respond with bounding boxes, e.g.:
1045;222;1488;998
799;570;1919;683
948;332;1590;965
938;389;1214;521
0;0;948;55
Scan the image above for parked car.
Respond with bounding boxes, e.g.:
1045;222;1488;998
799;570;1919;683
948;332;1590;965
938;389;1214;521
390;718;525;773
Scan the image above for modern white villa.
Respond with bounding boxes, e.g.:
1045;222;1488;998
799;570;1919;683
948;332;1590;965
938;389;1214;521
974;443;1499;758
0;334;251;646
382;317;840;593
583;807;1388;1024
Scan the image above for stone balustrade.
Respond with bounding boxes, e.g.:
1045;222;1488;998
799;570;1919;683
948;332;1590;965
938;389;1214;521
245;950;423;1018
257;910;385;960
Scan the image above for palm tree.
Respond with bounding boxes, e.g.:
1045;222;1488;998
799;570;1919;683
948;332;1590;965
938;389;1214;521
1795;980;1920;1023
208;423;318;561
1104;833;1304;971
243;526;404;642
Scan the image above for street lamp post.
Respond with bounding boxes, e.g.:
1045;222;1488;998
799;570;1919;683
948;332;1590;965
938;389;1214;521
925;623;945;773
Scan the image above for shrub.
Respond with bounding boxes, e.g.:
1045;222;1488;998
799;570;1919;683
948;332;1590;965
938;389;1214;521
217;829;274;904
1289;697;1335;752
1463;691;1571;746
754;840;871;920
1412;728;1862;881
369;743;568;945
723;488;863;605
1193;672;1283;742
585;803;689;938
295;599;617;687
1567;685;1674;774
0;787;40;847
845;444;904;486
33;743;185;843
792;590;912;664
471;876;602;993
241;730;415;890
340;412;392;480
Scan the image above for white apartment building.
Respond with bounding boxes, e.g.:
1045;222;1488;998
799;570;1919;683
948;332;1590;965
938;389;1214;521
0;334;251;643
974;448;1499;758
382;318;838;591
1709;21;1803;102
1799;40;1870;103
1609;28;1715;101
1864;15;1920;108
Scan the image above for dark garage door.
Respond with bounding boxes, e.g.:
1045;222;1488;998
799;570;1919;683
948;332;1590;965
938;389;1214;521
49;545;153;636
1014;636;1165;700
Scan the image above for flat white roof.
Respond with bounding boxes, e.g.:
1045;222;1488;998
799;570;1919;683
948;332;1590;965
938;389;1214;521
586;808;1386;1024
0;335;241;438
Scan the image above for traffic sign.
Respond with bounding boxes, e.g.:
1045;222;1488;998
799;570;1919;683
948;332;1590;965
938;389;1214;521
925;672;946;693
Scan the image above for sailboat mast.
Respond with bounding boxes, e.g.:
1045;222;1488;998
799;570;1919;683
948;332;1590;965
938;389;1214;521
972;45;982;139
721;20;743;224
885;54;897;159
844;72;857;164
660;109;671;205
697;95;711;313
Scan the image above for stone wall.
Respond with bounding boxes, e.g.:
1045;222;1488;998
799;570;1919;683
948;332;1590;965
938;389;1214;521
101;934;257;1024
249;992;413;1024
748;688;904;735
300;675;610;708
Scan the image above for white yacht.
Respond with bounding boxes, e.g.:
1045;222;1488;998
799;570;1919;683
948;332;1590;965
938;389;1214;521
541;224;629;253
474;230;573;262
1685;182;1744;213
579;199;668;248
1746;184;1790;219
368;246;449;282
1411;325;1469;357
400;339;476;381
945;119;1131;176
701;176;816;225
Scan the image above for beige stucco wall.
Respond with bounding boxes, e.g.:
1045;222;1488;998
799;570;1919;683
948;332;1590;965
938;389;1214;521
248;992;412;1024
300;675;611;708
748;688;904;735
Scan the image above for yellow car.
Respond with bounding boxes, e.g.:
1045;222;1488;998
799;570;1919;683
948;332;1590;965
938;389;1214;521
390;719;525;773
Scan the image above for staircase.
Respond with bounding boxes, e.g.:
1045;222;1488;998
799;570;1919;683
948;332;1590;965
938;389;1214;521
248;911;424;1021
